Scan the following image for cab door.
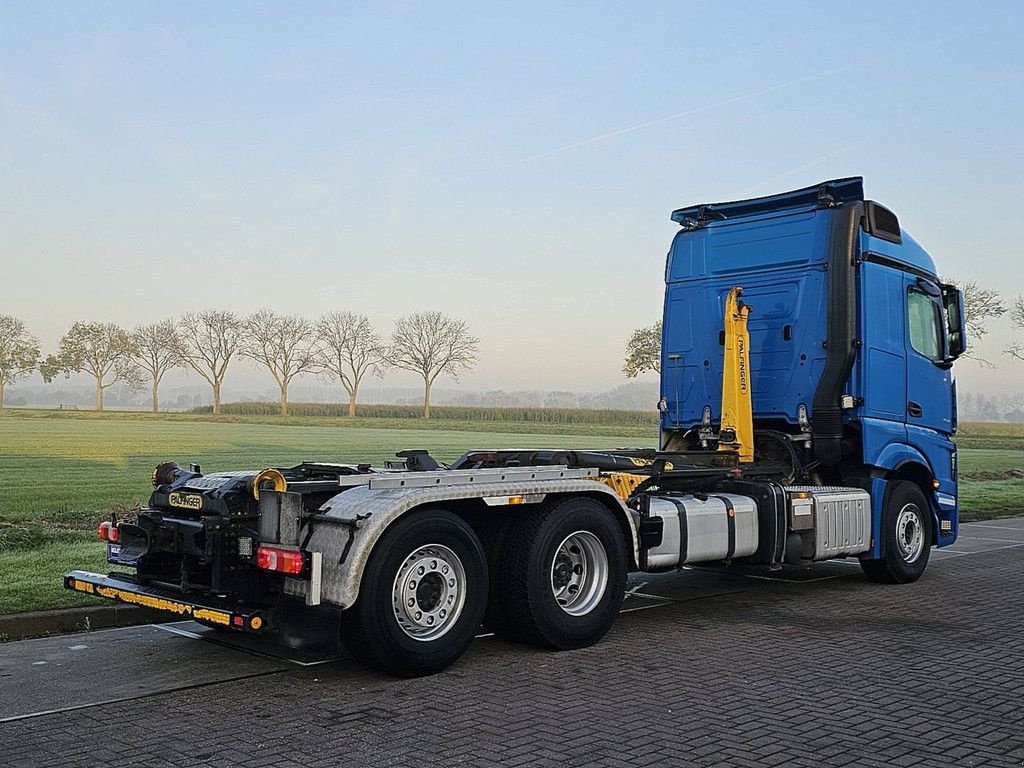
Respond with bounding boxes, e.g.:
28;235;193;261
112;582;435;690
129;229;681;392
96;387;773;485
905;277;954;435
904;276;958;541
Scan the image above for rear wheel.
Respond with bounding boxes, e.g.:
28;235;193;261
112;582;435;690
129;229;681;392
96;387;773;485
493;497;627;649
861;480;932;584
480;516;517;637
341;510;488;677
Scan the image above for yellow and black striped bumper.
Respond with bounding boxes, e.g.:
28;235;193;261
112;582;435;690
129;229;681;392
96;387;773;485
64;571;267;632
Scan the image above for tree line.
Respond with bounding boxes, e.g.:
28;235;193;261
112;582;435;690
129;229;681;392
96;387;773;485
0;310;478;418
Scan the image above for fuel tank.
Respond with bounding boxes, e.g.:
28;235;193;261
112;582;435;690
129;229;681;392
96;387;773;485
643;493;759;569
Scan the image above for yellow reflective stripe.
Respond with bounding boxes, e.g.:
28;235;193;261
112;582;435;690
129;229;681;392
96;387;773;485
193;608;231;626
89;585;232;625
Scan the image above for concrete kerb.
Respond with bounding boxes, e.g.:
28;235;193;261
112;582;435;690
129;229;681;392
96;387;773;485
0;605;168;642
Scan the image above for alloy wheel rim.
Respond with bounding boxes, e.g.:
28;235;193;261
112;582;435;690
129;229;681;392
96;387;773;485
392;544;467;641
550;530;609;616
895;504;925;564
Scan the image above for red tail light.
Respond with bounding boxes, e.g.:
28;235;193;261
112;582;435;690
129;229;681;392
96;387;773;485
99;522;120;543
256;545;306;575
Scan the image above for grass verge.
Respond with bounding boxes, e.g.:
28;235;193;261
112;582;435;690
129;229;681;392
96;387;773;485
0;529;107;614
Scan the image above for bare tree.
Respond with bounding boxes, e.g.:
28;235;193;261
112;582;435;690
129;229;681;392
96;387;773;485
389;311;479;418
317;312;387;417
133;319;184;413
178;310;242;414
41;321;142;411
240;310;320;416
0;315;41;409
623;321;662;377
1005;295;1024;362
948;279;1006;365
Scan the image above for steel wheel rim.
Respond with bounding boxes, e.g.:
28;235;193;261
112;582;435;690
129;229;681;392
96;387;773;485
392;544;467;641
895;504;925;564
550;530;609;616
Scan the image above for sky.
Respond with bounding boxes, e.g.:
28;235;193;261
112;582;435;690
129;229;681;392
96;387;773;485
1;1;1022;397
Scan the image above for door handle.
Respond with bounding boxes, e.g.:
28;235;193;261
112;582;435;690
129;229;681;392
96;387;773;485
908;401;923;418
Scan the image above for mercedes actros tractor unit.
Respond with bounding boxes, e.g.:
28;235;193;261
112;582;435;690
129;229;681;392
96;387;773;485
66;177;966;676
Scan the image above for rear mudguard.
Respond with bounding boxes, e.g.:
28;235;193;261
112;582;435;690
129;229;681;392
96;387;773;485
291;479;638;609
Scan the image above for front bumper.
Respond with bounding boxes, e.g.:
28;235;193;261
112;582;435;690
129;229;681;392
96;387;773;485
64;571;267;632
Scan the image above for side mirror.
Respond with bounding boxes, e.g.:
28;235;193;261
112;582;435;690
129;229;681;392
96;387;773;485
941;284;967;360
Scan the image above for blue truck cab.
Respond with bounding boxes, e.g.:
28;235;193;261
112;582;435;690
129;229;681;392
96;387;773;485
660;177;966;577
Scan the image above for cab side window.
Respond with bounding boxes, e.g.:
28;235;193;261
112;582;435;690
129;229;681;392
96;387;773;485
908;288;943;361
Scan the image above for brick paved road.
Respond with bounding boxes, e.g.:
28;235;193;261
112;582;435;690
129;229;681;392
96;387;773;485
4;520;1024;767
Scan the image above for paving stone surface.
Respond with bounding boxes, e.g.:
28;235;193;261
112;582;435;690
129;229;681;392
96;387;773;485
6;519;1024;767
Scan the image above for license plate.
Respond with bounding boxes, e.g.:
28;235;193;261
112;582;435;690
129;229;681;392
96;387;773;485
107;542;141;566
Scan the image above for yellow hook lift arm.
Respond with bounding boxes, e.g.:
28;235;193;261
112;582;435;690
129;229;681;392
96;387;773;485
718;287;755;463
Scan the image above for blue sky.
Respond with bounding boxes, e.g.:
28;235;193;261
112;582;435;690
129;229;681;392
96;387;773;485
1;1;1022;394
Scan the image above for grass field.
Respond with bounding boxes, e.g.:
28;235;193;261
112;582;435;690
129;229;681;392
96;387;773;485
1;409;1020;615
0;412;649;615
199;400;659;428
3;406;655;439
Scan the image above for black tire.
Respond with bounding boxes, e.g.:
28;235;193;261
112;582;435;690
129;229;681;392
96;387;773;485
340;509;488;677
493;497;628;650
860;480;932;584
479;515;517;637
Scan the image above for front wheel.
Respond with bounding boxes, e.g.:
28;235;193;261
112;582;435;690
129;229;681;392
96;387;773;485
860;480;932;584
493;497;628;650
341;509;488;677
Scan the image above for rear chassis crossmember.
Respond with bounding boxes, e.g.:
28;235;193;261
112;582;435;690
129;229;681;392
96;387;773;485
64;570;268;632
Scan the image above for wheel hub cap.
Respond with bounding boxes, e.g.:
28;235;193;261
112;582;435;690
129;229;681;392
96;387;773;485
895;504;925;564
392;544;466;641
550;531;609;617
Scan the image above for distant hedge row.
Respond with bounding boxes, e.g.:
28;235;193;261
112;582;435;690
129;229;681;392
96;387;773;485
193;401;659;426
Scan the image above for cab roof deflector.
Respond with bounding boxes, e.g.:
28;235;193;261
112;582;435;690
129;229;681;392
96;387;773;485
671;177;865;227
